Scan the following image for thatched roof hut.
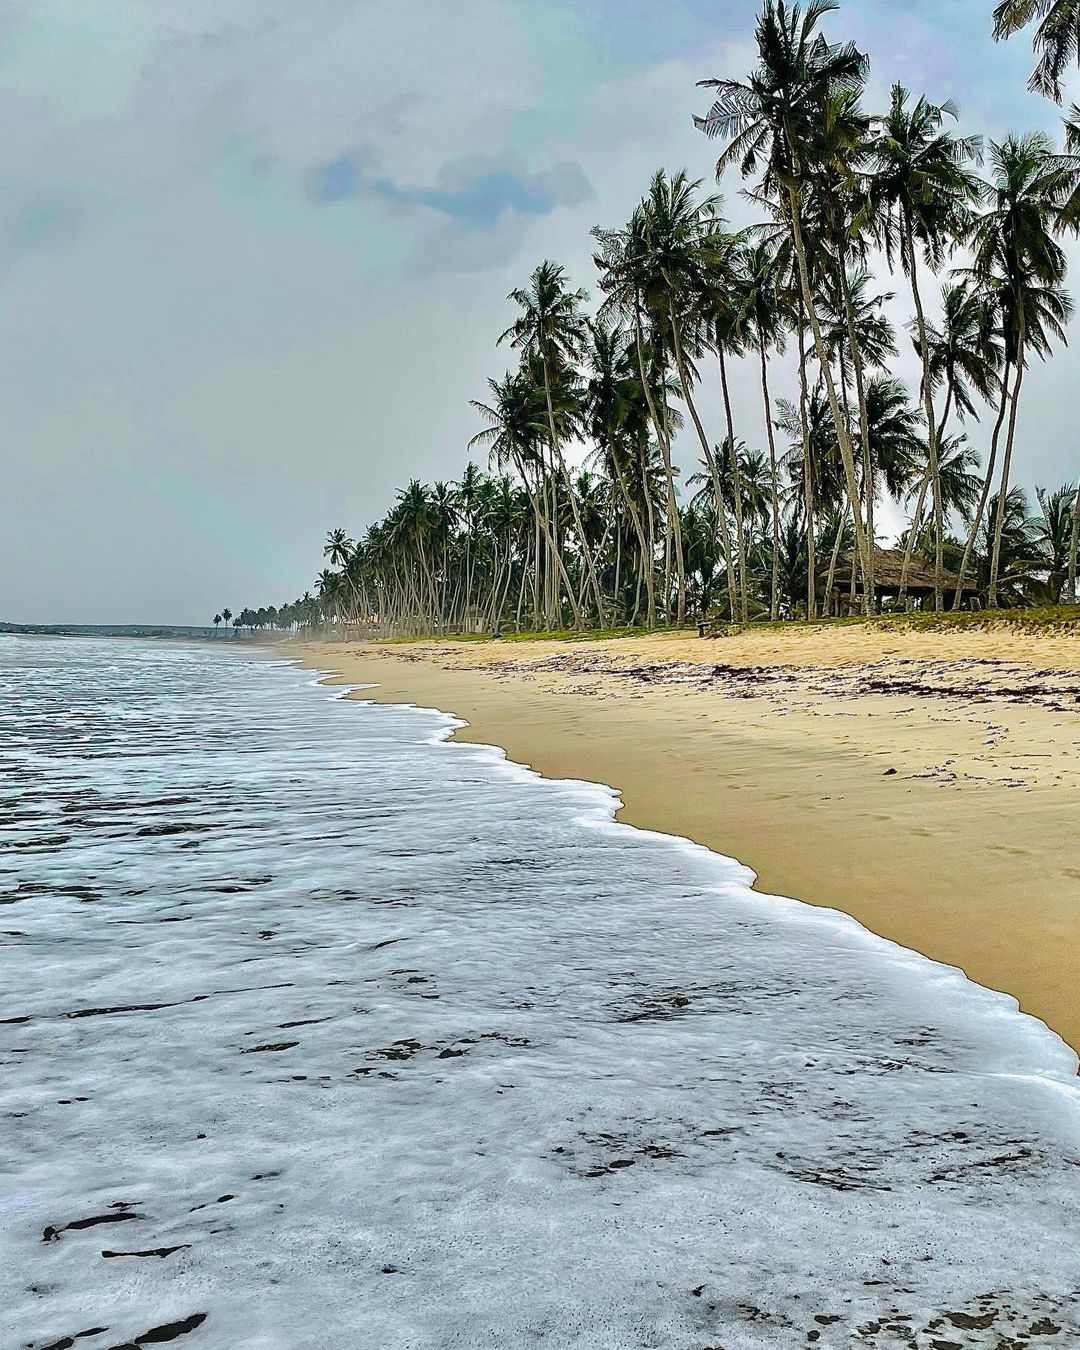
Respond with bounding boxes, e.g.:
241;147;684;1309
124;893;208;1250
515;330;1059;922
832;548;978;611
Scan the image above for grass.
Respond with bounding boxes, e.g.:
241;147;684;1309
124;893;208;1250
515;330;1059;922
707;604;1080;638
373;605;1080;645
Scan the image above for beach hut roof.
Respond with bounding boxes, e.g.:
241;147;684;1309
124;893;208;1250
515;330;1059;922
833;548;976;593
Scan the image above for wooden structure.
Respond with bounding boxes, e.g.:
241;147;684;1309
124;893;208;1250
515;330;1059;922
831;548;979;613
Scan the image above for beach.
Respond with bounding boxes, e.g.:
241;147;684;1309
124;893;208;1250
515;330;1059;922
293;624;1080;1056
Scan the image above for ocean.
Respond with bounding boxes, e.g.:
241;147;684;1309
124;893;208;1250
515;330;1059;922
3;634;1079;1349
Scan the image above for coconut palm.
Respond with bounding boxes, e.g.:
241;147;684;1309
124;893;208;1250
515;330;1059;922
695;0;877;610
499;261;606;625
994;0;1080;101
583;319;657;624
955;133;1074;606
470;370;576;628
1035;482;1079;597
867;83;984;606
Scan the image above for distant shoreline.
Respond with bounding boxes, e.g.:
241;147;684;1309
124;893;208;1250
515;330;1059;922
0;623;228;639
290;624;1080;1058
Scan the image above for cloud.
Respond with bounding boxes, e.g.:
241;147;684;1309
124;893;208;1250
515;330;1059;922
305;149;592;229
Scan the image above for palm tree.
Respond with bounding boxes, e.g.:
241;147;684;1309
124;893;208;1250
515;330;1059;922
638;170;743;620
593;199;700;623
956;133;1074;606
739;238;790;619
977;486;1049;603
695;0;876;611
583;319;657;624
867;83;983;607
994;0;1080;101
470;370;577;627
499;261;606;625
1035;482;1079;597
213;613;221;633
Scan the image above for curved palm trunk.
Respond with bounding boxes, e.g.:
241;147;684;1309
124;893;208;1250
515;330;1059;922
989;335;1026;608
953;358;1014;608
634;306;685;624
904;222;944;610
717;348;749;621
759;339;782;621
669;319;738;622
787;185;872;615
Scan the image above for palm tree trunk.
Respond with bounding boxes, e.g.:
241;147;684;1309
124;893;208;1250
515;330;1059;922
669;318;738;622
759;339;782;622
904;221;944;610
1068;462;1080;605
515;451;576;629
823;507;848;615
787;185;872;614
797;318;817;617
717;347;749;621
899;384;953;607
989;335;1026;608
517;535;530;630
837;254;876;610
541;357;604;626
640;453;659;623
954;358;1013;607
609;449;654;627
634;303;685;625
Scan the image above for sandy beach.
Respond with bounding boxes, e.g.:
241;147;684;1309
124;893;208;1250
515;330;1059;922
292;625;1080;1056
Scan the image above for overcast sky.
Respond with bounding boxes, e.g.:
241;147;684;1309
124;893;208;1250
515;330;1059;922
2;0;1077;624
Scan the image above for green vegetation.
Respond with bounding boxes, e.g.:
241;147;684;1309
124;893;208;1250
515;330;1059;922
235;1;1080;641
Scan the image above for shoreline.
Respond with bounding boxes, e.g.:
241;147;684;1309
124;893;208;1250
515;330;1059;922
289;627;1080;1056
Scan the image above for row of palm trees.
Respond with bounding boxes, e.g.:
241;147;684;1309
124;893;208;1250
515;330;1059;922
237;0;1080;636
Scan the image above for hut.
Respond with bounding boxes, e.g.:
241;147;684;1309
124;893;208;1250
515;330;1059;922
830;548;979;614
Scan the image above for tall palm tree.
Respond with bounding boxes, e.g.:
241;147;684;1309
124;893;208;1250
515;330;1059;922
867;83;983;607
695;0;876;611
897;280;1003;598
957;133;1074;606
638;170;743;620
994;0;1080;101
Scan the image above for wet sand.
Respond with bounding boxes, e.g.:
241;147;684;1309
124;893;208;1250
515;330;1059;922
290;627;1080;1055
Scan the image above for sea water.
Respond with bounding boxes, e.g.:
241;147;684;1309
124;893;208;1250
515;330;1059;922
2;634;1079;1349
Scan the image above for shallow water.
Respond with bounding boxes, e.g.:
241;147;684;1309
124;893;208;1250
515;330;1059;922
2;634;1080;1349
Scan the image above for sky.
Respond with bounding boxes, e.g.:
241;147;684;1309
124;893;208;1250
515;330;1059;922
2;0;1077;624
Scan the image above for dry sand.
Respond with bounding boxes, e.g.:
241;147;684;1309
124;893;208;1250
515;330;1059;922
290;626;1080;1054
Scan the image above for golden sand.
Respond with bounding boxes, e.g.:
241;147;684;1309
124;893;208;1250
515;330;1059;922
291;626;1080;1053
